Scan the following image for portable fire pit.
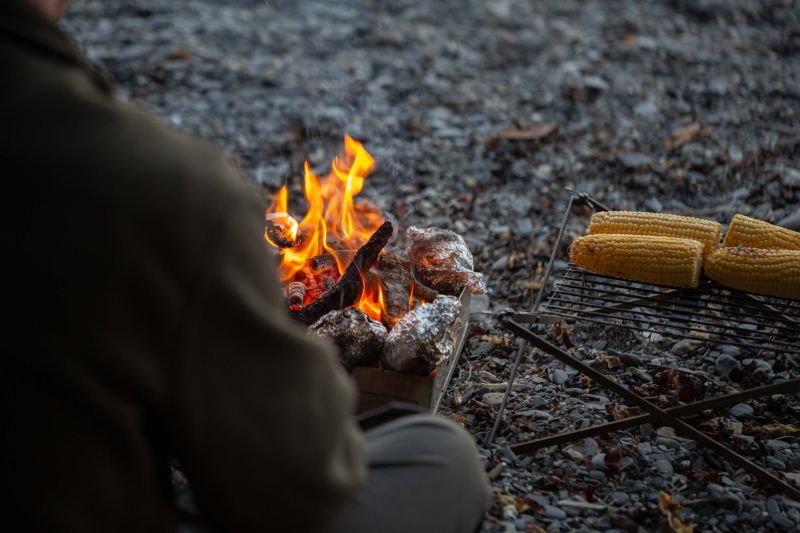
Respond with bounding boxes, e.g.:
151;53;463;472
490;193;800;501
263;136;483;414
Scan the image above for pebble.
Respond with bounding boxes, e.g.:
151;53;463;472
766;439;791;451
672;339;700;356
655;460;674;475
634;100;658;118
773;514;795;528
618;151;651;170
589;470;607;483
543;505;567;519
610;492;630;506
531;395;548;408
729;403;754;417
715;353;741;378
551;369;569;384
482;392;505;408
656;426;676;438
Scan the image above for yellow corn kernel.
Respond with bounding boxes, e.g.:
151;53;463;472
587;211;721;257
723;214;800;250
569;234;703;289
704;247;800;300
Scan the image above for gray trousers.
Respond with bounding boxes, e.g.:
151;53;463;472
324;414;489;533
177;414;488;533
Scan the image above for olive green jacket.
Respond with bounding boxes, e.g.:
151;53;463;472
0;3;365;532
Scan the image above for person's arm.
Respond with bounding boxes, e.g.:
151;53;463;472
170;185;366;532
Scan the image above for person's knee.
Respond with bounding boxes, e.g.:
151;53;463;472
380;415;489;511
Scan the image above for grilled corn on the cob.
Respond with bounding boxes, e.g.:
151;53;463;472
587;211;721;257
704;246;800;300
722;214;800;250
570;234;704;288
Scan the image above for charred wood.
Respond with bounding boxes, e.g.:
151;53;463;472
265;220;302;249
289;221;394;324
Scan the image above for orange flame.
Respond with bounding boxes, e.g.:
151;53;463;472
265;135;387;321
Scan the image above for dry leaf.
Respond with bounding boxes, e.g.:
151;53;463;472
660;368;705;402
745;422;800;437
520;279;543;290
663;122;712;149
487;123;559;143
785;472;800;486
658;491;694;533
166;45;191;61
480;334;513;347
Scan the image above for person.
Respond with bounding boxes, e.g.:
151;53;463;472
0;1;489;532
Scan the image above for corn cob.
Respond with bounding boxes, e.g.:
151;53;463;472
704;247;800;300
722;214;800;250
569;234;704;288
587;211;721;257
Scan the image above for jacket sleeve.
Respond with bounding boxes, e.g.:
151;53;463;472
170;181;366;532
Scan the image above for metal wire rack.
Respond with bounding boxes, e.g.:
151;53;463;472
489;192;800;501
540;265;799;356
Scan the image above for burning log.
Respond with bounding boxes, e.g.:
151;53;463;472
382;295;462;374
309;307;387;369
408;226;487;295
287;281;306;310
289;221;394;324
265;219;302;249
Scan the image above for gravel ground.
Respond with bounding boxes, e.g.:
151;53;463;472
65;0;800;531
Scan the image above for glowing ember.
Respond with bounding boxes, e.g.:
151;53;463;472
264;135;388;321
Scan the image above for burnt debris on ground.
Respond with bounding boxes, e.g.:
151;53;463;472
65;0;800;531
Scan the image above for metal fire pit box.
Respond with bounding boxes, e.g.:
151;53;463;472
353;289;471;414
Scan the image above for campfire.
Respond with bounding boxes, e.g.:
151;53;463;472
264;136;485;373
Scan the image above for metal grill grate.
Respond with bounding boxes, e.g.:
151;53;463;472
539;264;800;356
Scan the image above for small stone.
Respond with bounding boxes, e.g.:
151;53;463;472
611;492;630;506
781;167;800;188
672;339;700;356
552;369;569;384
543;505;567;519
592;339;608;350
767;439;791;451
729;403;754;418
532;395;548;408
715;354;741;379
656;460;674;475
618;151;651;170
589;470;607;483
583;75;608;93
634;100;658;118
482;392;505;408
492;255;509;271
772;514;795;529
656;426;676;438
491;225;511;239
